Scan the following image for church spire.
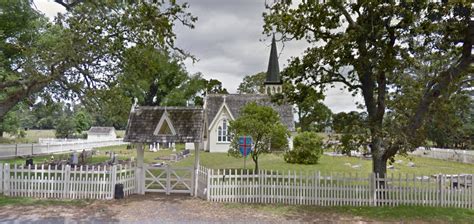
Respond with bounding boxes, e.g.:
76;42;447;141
264;34;283;95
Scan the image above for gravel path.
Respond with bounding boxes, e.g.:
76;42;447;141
0;194;392;223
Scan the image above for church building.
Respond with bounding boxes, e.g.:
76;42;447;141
202;36;295;152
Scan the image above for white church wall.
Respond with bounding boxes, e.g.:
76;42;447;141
208;108;233;153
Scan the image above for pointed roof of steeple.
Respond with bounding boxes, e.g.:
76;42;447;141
265;34;282;84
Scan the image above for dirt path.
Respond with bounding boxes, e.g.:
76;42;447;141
0;194;396;223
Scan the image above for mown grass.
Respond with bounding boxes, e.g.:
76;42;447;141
223;203;474;223
1;130;56;144
0;195;91;207
1;129;126;144
175;152;473;175
1;144;472;176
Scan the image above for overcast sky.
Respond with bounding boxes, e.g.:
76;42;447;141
33;0;362;113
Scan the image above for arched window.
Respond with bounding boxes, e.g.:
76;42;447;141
217;126;222;142
217;119;230;142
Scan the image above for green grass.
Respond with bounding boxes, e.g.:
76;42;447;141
223;203;474;223
0;195;91;207
174;152;473;175
1;129;56;143
1;144;472;176
1;129;125;143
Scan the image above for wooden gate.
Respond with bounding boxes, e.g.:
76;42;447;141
144;166;193;195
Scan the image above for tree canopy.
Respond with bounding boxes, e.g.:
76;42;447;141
264;0;473;176
237;72;266;94
0;0;197;120
228;102;289;171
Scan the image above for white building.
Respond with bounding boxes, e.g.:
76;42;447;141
202;36;295;152
87;127;117;141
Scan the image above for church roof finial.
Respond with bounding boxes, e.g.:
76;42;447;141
265;34;282;85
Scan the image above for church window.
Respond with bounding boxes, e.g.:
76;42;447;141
217;119;230;142
218;126;222;142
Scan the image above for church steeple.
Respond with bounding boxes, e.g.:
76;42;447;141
264;34;283;95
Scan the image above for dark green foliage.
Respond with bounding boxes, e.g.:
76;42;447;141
55;116;76;138
0;0;197;120
263;0;472;176
73;109;91;133
237;72;266;94
228;102;289;171
284;132;323;164
281;83;332;132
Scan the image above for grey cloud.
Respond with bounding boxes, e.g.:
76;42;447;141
35;0;360;112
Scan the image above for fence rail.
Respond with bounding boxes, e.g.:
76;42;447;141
411;148;474;164
0;163;136;200
206;168;474;209
0;139;127;159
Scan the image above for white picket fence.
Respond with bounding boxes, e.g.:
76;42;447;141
0;163;136;200
0;139;127;159
204;168;474;209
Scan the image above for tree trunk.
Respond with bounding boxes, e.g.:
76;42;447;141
252;154;259;173
371;136;387;178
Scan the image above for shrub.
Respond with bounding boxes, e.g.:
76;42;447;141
284;132;323;164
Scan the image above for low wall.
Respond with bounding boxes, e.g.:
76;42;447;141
411;148;474;164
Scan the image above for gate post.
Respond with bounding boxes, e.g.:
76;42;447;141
166;166;171;195
193;142;200;197
136;143;145;195
111;165;117;199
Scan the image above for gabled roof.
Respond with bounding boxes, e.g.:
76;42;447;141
205;94;295;132
265;35;282;84
208;100;235;130
124;106;203;143
88;127;115;135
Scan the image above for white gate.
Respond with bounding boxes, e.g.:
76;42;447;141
144;166;193;195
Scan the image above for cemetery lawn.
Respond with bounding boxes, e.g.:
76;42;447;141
1;144;472;176
176;151;473;175
87;145;474;175
223;203;474;223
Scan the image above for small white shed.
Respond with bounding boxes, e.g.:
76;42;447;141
87;127;116;141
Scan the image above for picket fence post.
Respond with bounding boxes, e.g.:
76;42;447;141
369;173;376;206
471;174;474;209
63;165;71;198
3;164;10;196
0;163;3;194
206;168;211;201
110;165;117;199
437;175;444;207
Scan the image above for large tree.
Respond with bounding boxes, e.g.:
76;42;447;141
0;0;196;120
281;83;332;132
264;1;473;177
237;72;266;94
228;102;289;171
